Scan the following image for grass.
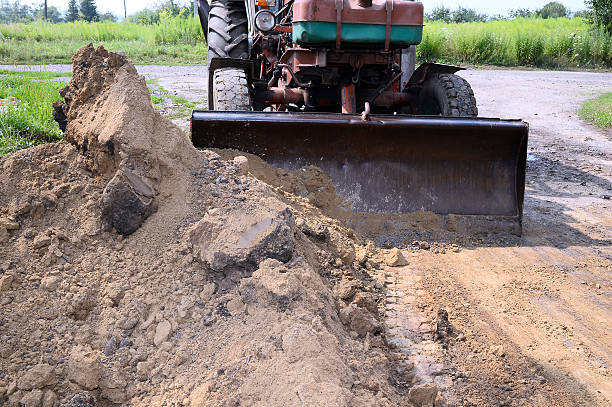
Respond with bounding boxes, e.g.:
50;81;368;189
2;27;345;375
0;76;66;156
0;16;609;68
0;69;72;79
420;17;612;69
579;93;612;128
146;77;199;119
0;15;207;65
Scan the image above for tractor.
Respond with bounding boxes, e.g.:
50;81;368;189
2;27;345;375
191;0;529;224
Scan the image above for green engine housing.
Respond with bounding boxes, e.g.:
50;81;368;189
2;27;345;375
292;21;423;47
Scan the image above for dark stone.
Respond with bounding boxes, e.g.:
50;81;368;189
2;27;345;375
118;338;132;348
100;168;155;236
60;392;96;407
299;222;330;242
190;205;295;273
104;336;117;356
434;308;461;348
52;100;68;132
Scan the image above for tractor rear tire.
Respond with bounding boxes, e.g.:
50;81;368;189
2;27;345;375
212;68;251;111
417;74;478;117
207;0;249;61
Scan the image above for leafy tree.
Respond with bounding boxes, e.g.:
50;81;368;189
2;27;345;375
34;4;63;22
427;6;487;23
79;0;98;22
66;0;79;22
538;2;567;19
128;1;195;24
0;0;34;23
451;7;487;23
427;6;451;23
586;0;612;34
573;10;591;19
99;11;116;22
129;8;159;24
509;8;534;19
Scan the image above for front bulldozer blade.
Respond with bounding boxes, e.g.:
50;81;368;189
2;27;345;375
191;111;528;221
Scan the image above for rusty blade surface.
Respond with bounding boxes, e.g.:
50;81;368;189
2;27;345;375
191;111;528;219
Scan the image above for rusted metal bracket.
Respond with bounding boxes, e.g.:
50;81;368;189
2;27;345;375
384;0;393;51
335;0;343;50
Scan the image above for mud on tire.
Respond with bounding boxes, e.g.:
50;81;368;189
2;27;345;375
212;68;251;111
417;74;478;117
207;0;249;61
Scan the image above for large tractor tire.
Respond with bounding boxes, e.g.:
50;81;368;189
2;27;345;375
212;68;251;111
417;74;478;117
207;0;249;61
207;0;250;110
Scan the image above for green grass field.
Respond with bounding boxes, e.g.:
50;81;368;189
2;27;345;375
0;15;207;65
420;18;611;68
0;69;72;79
0;16;609;68
0;76;66;156
579;93;612;128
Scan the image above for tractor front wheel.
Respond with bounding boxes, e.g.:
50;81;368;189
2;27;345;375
212;68;251;111
417;74;478;117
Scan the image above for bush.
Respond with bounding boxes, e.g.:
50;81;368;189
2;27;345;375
452;7;487;23
516;34;545;65
427;6;452;23
426;6;487;23
538;2;568;19
586;0;612;34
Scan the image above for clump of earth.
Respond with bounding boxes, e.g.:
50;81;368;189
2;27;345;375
0;45;434;406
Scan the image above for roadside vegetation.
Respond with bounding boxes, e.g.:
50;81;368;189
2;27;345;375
0;75;66;156
579;93;612;128
419;18;611;68
0;1;610;68
0;13;207;65
0;69;71;79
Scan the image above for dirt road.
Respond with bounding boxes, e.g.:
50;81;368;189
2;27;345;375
153;67;611;405
383;70;612;406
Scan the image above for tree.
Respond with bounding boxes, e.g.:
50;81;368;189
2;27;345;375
451;7;487;23
427;6;451;23
79;0;98;22
586;0;612;34
34;4;63;22
538;2;567;19
66;0;79;22
509;8;534;19
0;0;34;23
99;11;116;22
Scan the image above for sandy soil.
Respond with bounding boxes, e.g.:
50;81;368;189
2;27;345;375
381;70;611;406
2;59;610;406
160;67;612;405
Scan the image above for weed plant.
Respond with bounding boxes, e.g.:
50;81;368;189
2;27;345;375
419;17;612;68
579;93;612;128
0;76;65;155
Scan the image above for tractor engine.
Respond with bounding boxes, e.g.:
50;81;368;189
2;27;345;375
248;0;424;113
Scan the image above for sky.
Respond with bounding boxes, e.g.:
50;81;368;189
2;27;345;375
45;0;589;18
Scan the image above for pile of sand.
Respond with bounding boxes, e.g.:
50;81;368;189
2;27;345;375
0;45;431;406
